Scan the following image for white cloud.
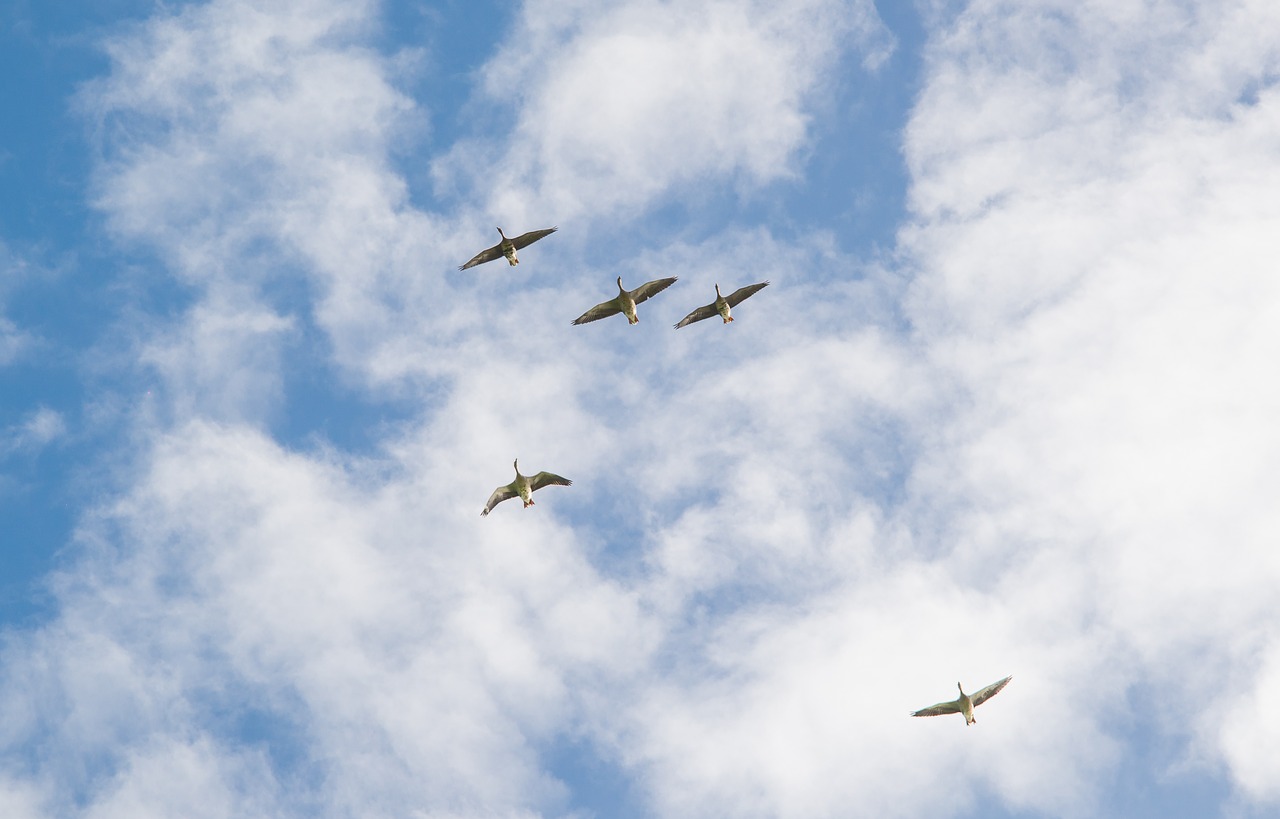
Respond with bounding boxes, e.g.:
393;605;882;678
4;0;1279;816
0;776;45;819
2;420;653;817
3;408;68;454
439;0;894;222
893;0;1280;808
81;0;438;392
138;290;293;424
0;241;34;367
0;318;29;368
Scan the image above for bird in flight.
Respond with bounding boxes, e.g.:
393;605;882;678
572;276;678;326
459;226;557;270
481;459;572;516
674;281;770;328
909;676;1012;725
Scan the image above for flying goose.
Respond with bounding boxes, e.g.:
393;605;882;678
910;676;1012;725
459;226;557;270
481;459;572;516
572;276;678;325
674;281;770;328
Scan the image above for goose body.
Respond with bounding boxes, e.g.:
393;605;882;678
481;459;572;516
674;281;770;328
460;226;557;270
910;676;1011;725
572;276;678;325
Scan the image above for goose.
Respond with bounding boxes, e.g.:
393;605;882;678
674;281;770;328
910;676;1011;725
459;226;557;270
481;459;572;516
572;276;678;325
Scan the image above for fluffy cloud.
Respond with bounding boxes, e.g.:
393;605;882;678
2;420;654;817
897;0;1280;806
441;0;894;221
4;0;1280;817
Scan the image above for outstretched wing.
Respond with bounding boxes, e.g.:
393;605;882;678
529;471;572;491
909;699;963;718
572;298;622;325
971;675;1012;707
510;227;557;250
459;242;504;271
725;280;769;307
631;276;678;305
674;302;718;329
481;484;517;516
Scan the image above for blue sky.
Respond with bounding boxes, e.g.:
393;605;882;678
2;0;1279;816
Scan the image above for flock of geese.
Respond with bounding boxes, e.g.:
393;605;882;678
464;226;1013;726
468;226;770;517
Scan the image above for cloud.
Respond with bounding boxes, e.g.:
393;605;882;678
893;0;1280;807
138;291;294;425
80;0;436;392
4;0;1280;817
0;240;34;367
3;408;68;454
0;318;27;368
438;0;894;222
2;419;655;817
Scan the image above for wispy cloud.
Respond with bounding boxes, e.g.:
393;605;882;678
3;408;67;455
0;241;34;367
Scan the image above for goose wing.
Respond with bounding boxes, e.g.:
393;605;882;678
971;675;1012;707
481;483;517;516
459;242;504;271
674;302;719;329
725;280;769;307
572;297;623;325
630;277;678;305
509;227;557;249
529;471;572;491
909;698;963;718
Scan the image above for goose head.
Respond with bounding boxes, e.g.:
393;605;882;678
956;682;965;696
497;227;508;240
616;275;625;292
513;458;521;475
715;283;723;298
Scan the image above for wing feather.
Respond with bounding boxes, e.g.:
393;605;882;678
572;298;622;325
724;280;769;307
510;227;557;249
910;700;963;718
674;303;718;328
971;675;1012;707
530;472;572;491
459;243;503;271
631;277;678;304
481;484;517;516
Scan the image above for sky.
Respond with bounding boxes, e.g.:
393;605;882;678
1;0;1279;816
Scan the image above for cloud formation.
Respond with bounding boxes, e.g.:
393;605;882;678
444;0;894;221
2;0;1279;817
